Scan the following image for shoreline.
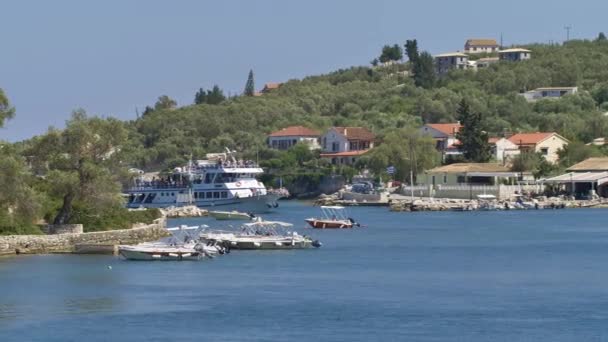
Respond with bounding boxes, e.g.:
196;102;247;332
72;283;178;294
0;218;168;256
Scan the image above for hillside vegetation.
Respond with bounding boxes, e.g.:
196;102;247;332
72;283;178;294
126;39;608;171
3;37;608;233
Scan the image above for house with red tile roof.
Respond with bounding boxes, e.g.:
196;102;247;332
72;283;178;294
508;132;569;163
420;123;463;157
267;126;320;150
260;82;282;94
320;127;375;165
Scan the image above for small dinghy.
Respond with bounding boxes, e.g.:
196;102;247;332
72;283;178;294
118;225;227;261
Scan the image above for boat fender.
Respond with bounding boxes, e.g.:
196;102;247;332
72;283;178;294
236;181;242;187
312;240;322;248
273;202;279;208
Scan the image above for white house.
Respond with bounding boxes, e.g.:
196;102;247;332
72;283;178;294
434;52;469;75
508;132;569;164
475;57;499;69
520;87;578;102
320;127;375;165
464;39;499;54
498;48;531;62
489;137;520;164
267;126;320;150
420;123;462;156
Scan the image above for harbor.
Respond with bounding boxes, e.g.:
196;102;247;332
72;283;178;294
4;201;608;341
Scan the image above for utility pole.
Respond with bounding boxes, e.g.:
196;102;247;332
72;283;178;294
564;25;572;42
500;32;503;49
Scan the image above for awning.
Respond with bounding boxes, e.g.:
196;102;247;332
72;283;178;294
543;172;608;184
466;172;520;177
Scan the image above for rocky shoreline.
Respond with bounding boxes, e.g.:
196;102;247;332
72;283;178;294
389;198;607;212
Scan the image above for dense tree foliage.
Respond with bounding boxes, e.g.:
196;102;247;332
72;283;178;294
456;99;492;162
26;110;129;225
0;88;15;128
154;95;177;111
379;44;403;63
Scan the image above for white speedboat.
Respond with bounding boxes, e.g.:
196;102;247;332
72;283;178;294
209;210;255;220
200;220;321;250
118;225;227;261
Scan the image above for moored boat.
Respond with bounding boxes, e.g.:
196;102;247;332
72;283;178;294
118;225;227;261
305;206;360;229
208;210;255;220
125;148;279;213
201;220;321;250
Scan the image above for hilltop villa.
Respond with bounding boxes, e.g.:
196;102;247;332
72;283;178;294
498;48;531;62
267;126;320;150
520;87;578;102
464;39;499;54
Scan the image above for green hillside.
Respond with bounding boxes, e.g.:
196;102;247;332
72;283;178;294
125;38;608;170
3;37;608;232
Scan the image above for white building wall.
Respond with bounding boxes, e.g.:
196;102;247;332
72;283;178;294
321;130;349;153
535;136;568;164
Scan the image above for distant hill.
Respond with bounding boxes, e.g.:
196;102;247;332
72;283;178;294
125;39;608;170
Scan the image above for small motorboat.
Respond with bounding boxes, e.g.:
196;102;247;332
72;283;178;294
200;219;321;250
118;225;227;261
305;206;359;229
209;210;255;220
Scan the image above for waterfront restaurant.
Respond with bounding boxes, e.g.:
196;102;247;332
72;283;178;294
544;157;608;198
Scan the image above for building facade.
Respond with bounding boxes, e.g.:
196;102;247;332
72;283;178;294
520;87;578;102
267;126;320;150
320;127;375;165
464;39;499;54
434;52;469;75
498;48;531;62
508;132;569;164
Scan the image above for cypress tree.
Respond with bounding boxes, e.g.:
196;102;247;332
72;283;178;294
455;99;491;162
244;69;255;96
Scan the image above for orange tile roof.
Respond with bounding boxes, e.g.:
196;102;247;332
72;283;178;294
333;127;375;141
425;123;462;136
261;83;282;93
320;149;370;157
508;132;555;145
269;126;320;137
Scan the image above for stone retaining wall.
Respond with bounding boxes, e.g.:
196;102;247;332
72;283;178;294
0;218;168;256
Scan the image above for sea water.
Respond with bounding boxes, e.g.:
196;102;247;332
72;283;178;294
2;202;608;341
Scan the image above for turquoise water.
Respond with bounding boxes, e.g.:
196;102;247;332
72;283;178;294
2;202;608;341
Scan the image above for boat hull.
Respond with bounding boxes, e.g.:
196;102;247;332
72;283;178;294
305;219;353;229
229;239;314;250
118;248;204;261
209;211;252;220
126;193;280;214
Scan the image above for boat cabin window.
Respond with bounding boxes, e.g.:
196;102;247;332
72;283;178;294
204;173;213;184
206;192;213;199
221;191;228;198
213;192;220;199
194;192;198;199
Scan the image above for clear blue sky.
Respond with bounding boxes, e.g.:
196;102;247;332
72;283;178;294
1;0;606;142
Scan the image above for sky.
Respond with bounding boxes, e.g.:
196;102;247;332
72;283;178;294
1;0;607;142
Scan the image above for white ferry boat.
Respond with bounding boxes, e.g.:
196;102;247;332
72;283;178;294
125;150;280;213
